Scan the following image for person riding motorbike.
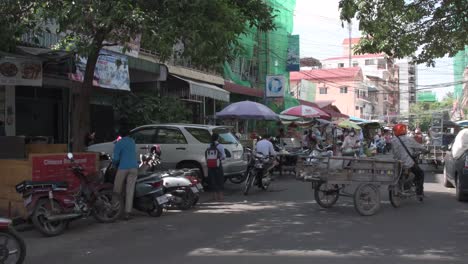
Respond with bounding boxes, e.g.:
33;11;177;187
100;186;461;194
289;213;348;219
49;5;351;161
255;135;277;176
391;123;426;201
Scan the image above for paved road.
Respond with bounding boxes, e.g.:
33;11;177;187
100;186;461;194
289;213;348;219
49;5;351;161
22;169;468;264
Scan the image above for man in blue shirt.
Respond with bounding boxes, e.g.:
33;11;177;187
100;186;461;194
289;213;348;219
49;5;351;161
113;128;138;220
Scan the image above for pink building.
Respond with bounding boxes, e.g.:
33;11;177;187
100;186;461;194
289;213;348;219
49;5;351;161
290;67;370;118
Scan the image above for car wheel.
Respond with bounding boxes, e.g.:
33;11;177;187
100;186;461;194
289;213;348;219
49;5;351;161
456;176;468;202
443;166;454;188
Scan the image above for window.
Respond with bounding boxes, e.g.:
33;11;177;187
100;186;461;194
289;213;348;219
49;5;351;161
319;87;328;94
338;63;345;68
340;86;348;94
213;128;240;144
360;107;364;115
130;128;158;144
355;106;359;110
156;128;187;144
377;59;386;69
185;127;212;143
352;61;359;67
365;59;375;65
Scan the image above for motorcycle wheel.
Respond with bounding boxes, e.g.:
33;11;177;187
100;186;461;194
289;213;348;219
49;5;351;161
229;173;247;184
243;171;255;196
148;200;163;217
314;182;339;208
389;185;402;208
178;188;195;210
354;184;381;216
0;228;26;264
93;189;121;223
32;199;67;237
192;194;199;206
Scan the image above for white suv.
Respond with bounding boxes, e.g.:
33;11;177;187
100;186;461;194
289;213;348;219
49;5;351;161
87;124;247;180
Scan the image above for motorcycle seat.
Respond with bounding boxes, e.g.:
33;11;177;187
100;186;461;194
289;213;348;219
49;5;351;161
16;180;68;193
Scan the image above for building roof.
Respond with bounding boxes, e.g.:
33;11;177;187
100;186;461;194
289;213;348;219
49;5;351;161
223;81;263;98
323;53;385;61
290;67;362;81
342;37;361;45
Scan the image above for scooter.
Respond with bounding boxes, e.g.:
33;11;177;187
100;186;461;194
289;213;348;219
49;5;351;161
0;218;26;264
16;153;121;237
120;145;202;211
102;149;168;217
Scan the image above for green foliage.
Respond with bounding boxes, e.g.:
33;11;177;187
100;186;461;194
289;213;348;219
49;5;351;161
409;93;454;131
339;0;468;66
112;92;192;129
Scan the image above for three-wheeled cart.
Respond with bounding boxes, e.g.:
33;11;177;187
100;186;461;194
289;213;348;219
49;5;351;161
298;156;401;216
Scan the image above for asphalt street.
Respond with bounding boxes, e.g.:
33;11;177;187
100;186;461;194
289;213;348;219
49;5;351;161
21;167;468;264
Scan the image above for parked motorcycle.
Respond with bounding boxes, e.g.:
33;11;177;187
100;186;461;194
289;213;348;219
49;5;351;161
131;145;202;210
243;148;274;196
16;153;120;237
0;218;26;264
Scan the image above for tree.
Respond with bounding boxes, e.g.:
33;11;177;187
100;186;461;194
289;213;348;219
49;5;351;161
1;0;275;150
409;93;454;131
339;0;468;66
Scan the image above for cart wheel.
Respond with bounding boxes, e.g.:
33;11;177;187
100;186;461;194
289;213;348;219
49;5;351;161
314;182;339;208
388;185;402;208
354;184;381;216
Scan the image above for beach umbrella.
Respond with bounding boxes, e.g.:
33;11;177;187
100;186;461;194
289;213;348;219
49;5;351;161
280;105;329;118
337;120;361;130
216;101;279;120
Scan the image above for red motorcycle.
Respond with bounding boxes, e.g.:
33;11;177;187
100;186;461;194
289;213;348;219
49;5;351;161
0;218;26;263
16;153;121;237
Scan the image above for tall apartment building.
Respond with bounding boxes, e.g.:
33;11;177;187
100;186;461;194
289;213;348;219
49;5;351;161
396;58;418;119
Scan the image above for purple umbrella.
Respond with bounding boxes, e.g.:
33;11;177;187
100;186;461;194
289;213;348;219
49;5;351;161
216;101;279;120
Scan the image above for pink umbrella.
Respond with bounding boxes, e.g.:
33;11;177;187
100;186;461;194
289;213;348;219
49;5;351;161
280;105;329;118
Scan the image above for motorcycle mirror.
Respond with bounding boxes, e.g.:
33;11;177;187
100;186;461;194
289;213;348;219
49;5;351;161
67;153;74;160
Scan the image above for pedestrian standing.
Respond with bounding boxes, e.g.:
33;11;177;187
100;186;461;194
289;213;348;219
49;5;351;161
112;128;138;220
206;133;226;202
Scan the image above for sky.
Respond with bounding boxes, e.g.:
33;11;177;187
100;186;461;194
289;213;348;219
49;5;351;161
292;0;454;101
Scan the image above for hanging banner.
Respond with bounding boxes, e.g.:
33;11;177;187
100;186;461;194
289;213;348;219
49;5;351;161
286;35;300;72
266;75;286;98
0;56;42;86
70;49;130;91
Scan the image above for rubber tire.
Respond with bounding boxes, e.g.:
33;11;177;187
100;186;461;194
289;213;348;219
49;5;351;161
443;166;454;188
32;199;67;237
314;182;339;208
389;185;402;208
455;176;468;201
178;188;195;210
354;184;381;216
192;194;199;206
93;189;121;223
243;171;255;196
229;173;247;184
148;200;163;217
0;228;26;264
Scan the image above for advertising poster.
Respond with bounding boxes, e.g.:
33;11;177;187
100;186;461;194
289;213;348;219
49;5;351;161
70;49;130;91
266;75;286;98
0;56;42;86
286;35;300;72
31;153;97;190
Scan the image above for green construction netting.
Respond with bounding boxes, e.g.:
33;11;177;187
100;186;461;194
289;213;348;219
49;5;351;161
223;0;298;111
454;46;468;101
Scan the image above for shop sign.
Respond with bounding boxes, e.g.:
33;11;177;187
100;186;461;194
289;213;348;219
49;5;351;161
286;35;300;72
0;56;42;86
266;75;286;98
70;49;130;91
31;153;97;190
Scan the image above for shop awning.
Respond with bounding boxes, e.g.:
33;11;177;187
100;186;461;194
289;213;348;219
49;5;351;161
174;75;230;102
223;81;263;98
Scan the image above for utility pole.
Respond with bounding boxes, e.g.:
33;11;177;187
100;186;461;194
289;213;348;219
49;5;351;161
348;21;352;67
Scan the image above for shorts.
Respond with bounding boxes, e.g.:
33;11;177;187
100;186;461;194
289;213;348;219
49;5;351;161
208;166;224;192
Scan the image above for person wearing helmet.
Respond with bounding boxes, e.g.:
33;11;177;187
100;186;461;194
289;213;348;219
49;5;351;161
391;124;426;200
